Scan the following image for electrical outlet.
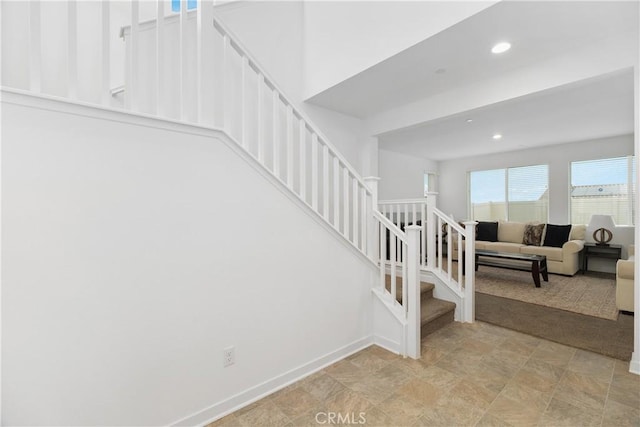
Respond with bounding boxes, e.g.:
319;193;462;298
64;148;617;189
223;346;235;367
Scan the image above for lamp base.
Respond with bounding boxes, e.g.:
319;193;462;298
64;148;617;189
595;242;611;247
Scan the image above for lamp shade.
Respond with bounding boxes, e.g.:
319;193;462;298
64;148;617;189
586;214;616;245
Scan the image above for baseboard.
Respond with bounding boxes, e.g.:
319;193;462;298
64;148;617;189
171;336;374;426
372;335;401;355
630;351;640;375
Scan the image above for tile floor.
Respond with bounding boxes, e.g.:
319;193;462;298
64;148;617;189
209;322;640;427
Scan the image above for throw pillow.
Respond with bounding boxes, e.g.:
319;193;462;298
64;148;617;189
542;224;572;248
476;221;498;242
522;223;546;246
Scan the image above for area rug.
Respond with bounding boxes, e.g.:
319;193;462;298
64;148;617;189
474;266;618;321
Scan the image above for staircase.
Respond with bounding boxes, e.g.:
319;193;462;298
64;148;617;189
386;276;456;339
3;0;477;360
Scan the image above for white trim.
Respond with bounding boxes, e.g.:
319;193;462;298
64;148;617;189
174;337;373;427
630;352;640;375
372;335;401;355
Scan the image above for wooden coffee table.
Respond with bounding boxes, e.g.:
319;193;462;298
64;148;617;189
475;250;548;288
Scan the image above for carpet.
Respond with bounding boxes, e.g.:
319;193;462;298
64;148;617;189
474;266;619;321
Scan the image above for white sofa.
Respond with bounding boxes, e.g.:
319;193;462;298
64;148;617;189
616;245;634;313
453;221;586;276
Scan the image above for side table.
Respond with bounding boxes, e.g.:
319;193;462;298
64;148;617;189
582;243;622;273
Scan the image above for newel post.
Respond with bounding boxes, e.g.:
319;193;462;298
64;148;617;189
406;225;421;359
364;177;380;260
425;192;438;270
463;220;477;323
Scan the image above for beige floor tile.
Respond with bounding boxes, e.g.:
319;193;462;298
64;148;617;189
347;375;397;404
396;378;443;407
300;372;347;402
474;412;514;427
487;394;543;427
377;393;424;426
323;388;374;414
554;370;609;413
417;395;486;427
365;345;401;361
359;407;398;426
512;358;565;393
530;341;577;368
324;359;371;387
608;380;640;410
540;397;602;427
271;388;321;419
205;414;242;427
567;349;616;382
348;351;392;373
235;401;291;427
498;381;552;412
418;345;448;365
498;335;541;357
418;364;461;390
601;399;640;427
449;379;501;409
455;336;496;356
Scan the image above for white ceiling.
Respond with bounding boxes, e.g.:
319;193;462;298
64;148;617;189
378;69;634;160
306;0;638;161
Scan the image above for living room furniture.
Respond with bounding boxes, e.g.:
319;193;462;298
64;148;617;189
475;250;548;287
616;245;634;313
583;243;622;273
453;221;585;276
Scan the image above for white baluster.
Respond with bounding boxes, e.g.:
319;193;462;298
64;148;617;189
390;234;397;304
222;35;230;130
67;0;77;100
155;0;164;115
101;0;111;105
360;186;366;251
322;144;329;221
406;225;421;359
240;56;248;148
272;91;279;177
353;179;359;246
257;74;264;162
29;0;42;93
333;157;340;228
299;121;306;201
365;177;380;260
286;105;293;188
463;221;477;322
126;0;139;111
421;203;426;267
343;169;350;239
311;133;318;210
179;0;188;120
426;193;437;270
379;221;385;291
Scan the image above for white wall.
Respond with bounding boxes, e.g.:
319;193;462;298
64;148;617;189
303;0;497;99
1;96;376;426
378;149;438;200
438;134;634;223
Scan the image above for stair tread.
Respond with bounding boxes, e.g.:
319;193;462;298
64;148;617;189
421;298;456;325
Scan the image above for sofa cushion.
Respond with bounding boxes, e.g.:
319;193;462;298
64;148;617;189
523;223;546;246
520;245;563;262
482;242;525;254
498;221;527;244
570;224;586;241
543;224;572;248
477;221;498;242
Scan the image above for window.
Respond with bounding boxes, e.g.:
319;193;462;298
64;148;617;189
172;0;197;12
424;172;437;195
468;164;549;222
570;156;635;225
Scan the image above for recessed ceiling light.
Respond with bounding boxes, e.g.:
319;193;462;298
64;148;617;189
491;42;511;54
493;134;502;140
466;119;473;123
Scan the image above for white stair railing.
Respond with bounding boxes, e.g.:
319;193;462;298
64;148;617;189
379;194;477;322
3;0;427;357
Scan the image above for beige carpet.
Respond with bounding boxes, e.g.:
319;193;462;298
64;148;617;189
474;266;619;320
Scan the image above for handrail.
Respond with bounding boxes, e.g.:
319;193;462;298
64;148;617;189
378;198;427;205
373;211;406;242
434;208;465;234
211;17;372;197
